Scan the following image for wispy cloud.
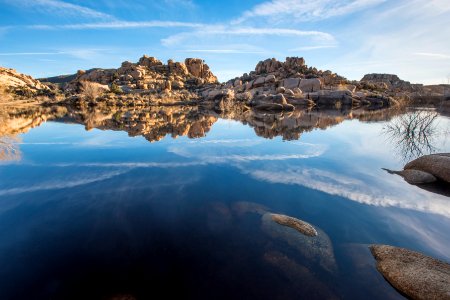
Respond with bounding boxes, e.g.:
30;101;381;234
27;20;204;30
162;26;334;46
10;0;114;20
234;0;386;23
249;167;450;218
413;52;450;59
289;45;337;51
179;49;267;54
0;49;107;60
0;169;128;196
0;52;66;56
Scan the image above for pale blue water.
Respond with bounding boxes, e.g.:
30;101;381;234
0;107;449;299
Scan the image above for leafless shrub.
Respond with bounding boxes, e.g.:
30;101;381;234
80;81;107;101
382;110;440;161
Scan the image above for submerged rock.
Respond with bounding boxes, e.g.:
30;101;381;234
264;251;338;300
270;213;317;237
404;153;450;183
231;201;269;216
261;213;337;273
383;168;437;184
370;245;450;300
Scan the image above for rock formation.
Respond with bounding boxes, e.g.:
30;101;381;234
58;55;217;104
361;73;423;92
200;57;399;111
0;67;50;100
370;245;450;300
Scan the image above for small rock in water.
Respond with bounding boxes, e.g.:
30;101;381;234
370;244;450;300
261;213;337;273
270;213;318;237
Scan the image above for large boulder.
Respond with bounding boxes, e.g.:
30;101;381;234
282;78;300;90
370;245;450;300
255;58;283;74
404;153;450;183
299;78;321;92
185;58;218;83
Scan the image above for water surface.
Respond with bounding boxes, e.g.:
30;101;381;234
0;105;449;300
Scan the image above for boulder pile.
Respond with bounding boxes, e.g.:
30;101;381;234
201;57;399;111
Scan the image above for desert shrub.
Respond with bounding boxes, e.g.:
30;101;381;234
12;86;35;98
80;81;106;101
110;83;123;94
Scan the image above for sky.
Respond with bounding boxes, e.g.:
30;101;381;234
0;0;449;84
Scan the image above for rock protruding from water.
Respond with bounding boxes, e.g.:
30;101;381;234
270;213;317;237
261;213;337;273
370;245;450;300
383;168;437;184
404;153;450;183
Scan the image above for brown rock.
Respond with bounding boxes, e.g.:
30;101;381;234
370;245;450;300
185;58;217;83
404;153;450;183
270;213;317;237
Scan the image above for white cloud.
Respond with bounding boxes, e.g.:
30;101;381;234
0;52;66;56
12;0;114;20
289;45;337;51
0;169;128;196
161;26;334;46
179;49;267;54
413;52;450;60
234;0;386;23
27;20;203;30
249;167;450;218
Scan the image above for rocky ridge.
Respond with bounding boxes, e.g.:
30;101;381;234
0;67;50;100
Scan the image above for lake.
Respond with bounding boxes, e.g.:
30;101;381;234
0;104;449;300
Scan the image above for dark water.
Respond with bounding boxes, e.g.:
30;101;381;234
0;105;449;300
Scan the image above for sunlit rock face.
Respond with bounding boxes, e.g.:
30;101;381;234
0;67;51;101
61;55;217;96
0;67;48;91
202;57;402;111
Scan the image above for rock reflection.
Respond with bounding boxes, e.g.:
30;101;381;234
0;135;21;161
0;102;420;160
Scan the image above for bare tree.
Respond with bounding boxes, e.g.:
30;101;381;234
382;110;440;161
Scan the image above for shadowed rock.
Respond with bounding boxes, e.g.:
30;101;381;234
370;245;450;300
261;213;337;273
404;153;450;183
264;251;338;300
270;213;317;237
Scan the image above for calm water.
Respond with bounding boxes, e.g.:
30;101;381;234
0;105;449;300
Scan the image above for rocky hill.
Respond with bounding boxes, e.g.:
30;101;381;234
0;67;50;101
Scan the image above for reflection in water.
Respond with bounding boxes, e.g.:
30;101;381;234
382;110;440;161
0;135;21;161
0;103;406;146
0;102;449;300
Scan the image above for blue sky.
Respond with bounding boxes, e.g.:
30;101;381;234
0;0;449;84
